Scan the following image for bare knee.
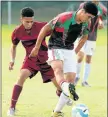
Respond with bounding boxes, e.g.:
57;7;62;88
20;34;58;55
16;69;31;86
77;51;84;63
51;60;64;85
65;73;76;84
86;55;92;63
16;75;27;86
51;61;63;75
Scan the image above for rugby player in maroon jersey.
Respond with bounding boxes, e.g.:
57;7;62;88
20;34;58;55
7;7;61;116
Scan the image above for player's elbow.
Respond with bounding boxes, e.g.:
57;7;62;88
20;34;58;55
42;24;52;35
83;35;88;42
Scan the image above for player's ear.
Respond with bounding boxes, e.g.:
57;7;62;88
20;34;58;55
20;17;23;23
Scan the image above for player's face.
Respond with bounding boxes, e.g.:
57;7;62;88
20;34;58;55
80;10;95;23
92;0;99;5
21;17;34;29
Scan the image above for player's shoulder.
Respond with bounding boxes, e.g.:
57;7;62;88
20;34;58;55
57;12;73;23
33;21;47;26
58;12;72;18
13;24;23;34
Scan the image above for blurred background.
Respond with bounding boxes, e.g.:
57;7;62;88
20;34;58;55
1;1;107;25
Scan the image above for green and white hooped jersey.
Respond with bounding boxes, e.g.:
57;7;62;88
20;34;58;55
48;11;89;50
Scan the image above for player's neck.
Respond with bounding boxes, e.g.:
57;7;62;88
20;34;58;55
25;28;32;35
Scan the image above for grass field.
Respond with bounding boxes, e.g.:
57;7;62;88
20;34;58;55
2;25;107;117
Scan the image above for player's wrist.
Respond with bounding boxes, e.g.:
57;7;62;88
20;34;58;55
34;46;39;50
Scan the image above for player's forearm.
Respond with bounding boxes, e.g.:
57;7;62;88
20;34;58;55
75;35;88;54
34;29;46;50
34;24;52;50
10;45;17;62
98;18;103;24
98;17;104;29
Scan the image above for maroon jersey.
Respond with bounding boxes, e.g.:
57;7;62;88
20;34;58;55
12;21;48;63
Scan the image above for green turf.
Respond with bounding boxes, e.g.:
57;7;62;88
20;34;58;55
2;25;107;117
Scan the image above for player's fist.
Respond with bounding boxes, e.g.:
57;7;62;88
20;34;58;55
29;47;39;57
9;61;14;70
98;18;104;29
98;23;104;29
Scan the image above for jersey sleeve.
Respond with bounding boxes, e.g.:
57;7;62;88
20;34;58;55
39;22;47;29
11;28;20;45
48;16;60;30
48;12;72;30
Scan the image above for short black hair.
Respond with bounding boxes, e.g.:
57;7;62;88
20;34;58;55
83;2;98;16
21;7;34;17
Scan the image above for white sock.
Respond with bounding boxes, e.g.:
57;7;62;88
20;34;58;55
54;92;69;112
83;63;90;82
61;82;69;96
76;62;82;78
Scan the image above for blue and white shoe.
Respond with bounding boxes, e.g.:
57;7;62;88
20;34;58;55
7;108;15;116
82;81;91;87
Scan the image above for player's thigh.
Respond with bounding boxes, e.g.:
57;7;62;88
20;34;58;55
63;50;77;73
63;50;76;83
47;49;64;70
84;40;96;56
40;62;55;83
21;56;39;79
50;60;63;71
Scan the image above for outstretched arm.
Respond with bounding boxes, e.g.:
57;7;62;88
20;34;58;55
9;28;19;70
75;35;88;54
98;17;104;29
29;23;52;57
9;44;17;70
98;2;107;29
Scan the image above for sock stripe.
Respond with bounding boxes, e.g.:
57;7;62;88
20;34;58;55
12;99;17;102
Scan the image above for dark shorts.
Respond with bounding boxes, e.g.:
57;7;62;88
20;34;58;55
21;56;55;83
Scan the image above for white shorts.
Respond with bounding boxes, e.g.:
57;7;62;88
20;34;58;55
80;40;96;55
47;49;77;73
